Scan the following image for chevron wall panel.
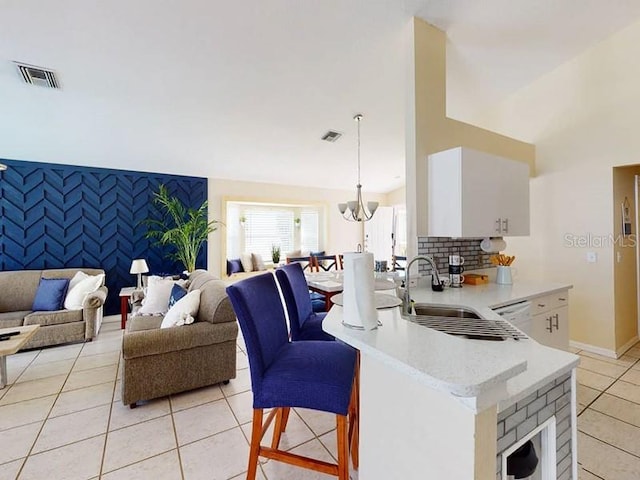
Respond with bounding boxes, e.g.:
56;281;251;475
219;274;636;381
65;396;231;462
0;159;208;315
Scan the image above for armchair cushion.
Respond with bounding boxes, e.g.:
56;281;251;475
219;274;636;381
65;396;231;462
24;309;83;327
32;278;70;311
123;320;238;359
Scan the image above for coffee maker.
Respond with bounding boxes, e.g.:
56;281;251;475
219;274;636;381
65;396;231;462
448;255;465;288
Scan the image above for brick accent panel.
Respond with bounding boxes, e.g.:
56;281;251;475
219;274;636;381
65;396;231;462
416;237;494;274
495;373;573;479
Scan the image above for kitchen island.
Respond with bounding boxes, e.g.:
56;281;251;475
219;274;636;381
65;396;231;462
323;282;580;480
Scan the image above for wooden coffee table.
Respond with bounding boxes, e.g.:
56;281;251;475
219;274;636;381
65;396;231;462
0;325;40;388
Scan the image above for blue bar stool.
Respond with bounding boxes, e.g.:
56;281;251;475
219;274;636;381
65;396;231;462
275;263;334;341
226;273;357;480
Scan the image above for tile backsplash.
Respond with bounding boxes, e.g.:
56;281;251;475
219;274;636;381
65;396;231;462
417;237;494;274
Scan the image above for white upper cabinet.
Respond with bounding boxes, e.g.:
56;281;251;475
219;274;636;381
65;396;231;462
427;147;530;238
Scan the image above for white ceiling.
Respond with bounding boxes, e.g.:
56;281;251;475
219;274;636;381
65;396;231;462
1;1;639;193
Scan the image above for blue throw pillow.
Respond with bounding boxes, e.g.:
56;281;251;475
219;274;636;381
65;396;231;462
32;277;70;311
227;259;244;276
168;283;188;309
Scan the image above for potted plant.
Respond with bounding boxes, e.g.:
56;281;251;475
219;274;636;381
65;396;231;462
144;184;220;272
271;245;281;265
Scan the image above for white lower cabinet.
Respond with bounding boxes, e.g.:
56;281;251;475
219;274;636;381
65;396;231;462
529;290;569;350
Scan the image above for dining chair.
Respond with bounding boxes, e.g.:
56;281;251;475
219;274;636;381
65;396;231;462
275;263;334;341
285;255;313;271
392;255;407;272
311;254;339;272
226;273;358;480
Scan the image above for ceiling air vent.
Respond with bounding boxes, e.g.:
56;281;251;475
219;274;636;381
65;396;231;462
321;130;342;143
14;62;60;89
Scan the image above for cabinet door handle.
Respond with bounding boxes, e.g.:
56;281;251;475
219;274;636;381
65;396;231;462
495;218;502;233
538;303;546;308
558;297;566;302
552;313;559;330
502;218;509;234
546;316;553;333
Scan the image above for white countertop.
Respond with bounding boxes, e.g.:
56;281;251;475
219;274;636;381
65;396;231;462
408;279;572;310
323;280;580;412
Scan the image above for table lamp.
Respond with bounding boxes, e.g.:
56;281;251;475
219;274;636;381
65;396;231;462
130;259;149;289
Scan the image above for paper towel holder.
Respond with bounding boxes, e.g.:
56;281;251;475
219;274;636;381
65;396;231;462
480;237;507;253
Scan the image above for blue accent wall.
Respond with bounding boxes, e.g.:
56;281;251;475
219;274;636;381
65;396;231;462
0;158;208;315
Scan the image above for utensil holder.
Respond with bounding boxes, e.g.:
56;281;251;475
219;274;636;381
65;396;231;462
496;266;513;285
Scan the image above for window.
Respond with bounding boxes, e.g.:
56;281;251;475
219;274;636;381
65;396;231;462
226;202;324;262
244;208;294;260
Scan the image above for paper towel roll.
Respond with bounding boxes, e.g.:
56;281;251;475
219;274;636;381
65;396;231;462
480;237;507;253
342;252;378;330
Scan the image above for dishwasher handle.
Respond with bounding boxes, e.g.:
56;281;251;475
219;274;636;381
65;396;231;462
493;301;532;316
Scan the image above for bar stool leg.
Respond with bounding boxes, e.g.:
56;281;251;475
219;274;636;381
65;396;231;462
247;409;263;480
337;414;349;480
349;354;360;470
271;407;291;449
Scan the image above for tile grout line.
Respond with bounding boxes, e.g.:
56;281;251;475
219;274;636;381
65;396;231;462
13;341;88;479
98;353;120;479
168;395;186;480
577;348;640;415
578;429;640;462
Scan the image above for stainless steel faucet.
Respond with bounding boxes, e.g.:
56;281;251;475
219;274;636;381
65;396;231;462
402;255;442;315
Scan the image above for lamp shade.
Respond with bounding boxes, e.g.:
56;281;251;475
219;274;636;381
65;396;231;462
130;259;149;275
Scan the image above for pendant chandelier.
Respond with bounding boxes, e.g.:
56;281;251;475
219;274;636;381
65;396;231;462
338;114;378;222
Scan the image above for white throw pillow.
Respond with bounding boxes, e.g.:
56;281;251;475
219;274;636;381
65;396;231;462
64;273;105;310
138;278;176;315
252;253;266;271
68;271;89;291
161;289;201;328
240;253;254;272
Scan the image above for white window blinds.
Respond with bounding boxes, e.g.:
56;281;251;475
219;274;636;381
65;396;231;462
300;211;319;253
244;208;295;260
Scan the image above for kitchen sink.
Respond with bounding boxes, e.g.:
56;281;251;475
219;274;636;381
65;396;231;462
412;304;481;319
403;304;527;341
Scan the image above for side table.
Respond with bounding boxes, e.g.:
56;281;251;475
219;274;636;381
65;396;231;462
1;325;40;388
119;287;137;330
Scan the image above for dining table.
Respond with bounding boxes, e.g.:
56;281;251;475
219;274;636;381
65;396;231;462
304;271;401;311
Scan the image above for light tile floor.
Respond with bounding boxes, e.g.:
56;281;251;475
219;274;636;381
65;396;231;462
2;316;639;479
573;344;640;479
0;316;340;480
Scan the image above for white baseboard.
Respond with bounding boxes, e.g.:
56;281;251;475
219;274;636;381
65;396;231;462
617;336;640;357
569;336;639;359
569;340;617;359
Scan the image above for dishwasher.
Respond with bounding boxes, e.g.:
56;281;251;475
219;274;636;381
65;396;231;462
493;301;532;336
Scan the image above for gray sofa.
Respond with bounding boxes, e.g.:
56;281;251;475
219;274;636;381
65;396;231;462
121;270;238;407
0;268;107;350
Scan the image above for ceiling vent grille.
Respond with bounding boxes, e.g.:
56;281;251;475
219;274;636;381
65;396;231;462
321;130;342;142
14;62;60;89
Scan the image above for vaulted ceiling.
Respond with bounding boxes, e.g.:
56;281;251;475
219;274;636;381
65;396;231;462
1;0;639;193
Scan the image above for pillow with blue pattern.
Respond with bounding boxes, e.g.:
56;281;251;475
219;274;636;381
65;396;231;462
168;283;188;309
